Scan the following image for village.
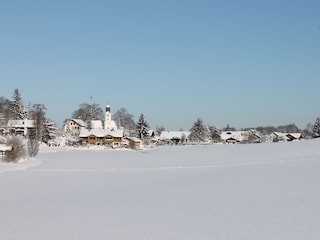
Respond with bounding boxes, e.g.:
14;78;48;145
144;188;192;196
1;102;306;156
1;88;319;162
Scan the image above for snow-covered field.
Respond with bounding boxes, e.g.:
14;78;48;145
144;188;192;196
1;140;320;240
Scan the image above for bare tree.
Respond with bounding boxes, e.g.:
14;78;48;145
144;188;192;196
113;108;136;134
72;103;103;126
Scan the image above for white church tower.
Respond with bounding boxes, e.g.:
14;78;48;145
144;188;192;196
104;105;117;130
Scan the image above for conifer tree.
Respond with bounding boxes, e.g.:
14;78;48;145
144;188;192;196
189;118;210;143
312;116;320;138
9;89;28;120
42;119;58;144
136;113;149;139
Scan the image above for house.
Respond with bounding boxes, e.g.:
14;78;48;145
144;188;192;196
7;119;34;136
0;144;12;161
63;119;88;136
286;133;303;141
159;131;190;145
79;129;124;147
267;132;304;142
122;136;141;149
242;129;262;143
220;131;248;144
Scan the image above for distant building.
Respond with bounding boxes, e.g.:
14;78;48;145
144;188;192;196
78;105;125;147
79;128;124;147
104;105;118;130
220;131;248;144
0;143;12;161
64;119;88;136
267;132;304;142
122;136;141;149
7;119;34;136
159;131;190;145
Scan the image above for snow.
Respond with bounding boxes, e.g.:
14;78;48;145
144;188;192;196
1;140;320;240
159;131;191;140
220;131;247;142
79;128;124;138
0;144;12;151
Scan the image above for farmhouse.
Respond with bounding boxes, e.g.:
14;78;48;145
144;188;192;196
79;129;124;147
64;119;88;136
122;136;141;149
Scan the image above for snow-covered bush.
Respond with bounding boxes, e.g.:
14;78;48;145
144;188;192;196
5;136;26;163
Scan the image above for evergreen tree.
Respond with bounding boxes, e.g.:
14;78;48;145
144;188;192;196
312;116;320;138
189;118;210;143
136;113;149;139
42;119;58;144
9;89;28;120
209;125;221;143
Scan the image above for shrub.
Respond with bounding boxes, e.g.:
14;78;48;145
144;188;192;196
5;136;26;163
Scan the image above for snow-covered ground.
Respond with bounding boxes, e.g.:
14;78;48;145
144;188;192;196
1;140;320;240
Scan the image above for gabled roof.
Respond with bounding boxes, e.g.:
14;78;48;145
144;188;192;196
123;136;141;143
287;133;302;139
220;131;247;142
273;132;288;138
71;119;87;127
7;120;34;128
79;129;124;138
159;131;190;140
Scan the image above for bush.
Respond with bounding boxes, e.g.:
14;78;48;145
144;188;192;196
5;136;26;163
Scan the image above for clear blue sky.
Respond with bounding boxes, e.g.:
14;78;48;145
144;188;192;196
1;0;319;130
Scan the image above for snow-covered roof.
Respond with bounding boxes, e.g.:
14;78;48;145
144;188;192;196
273;132;287;138
91;120;103;129
7;120;34;128
72;119;87;127
79;129;124;138
159;131;190;140
0;144;12;151
273;132;302;140
287;133;302;139
123;136;141;143
104;120;117;130
220;131;247;142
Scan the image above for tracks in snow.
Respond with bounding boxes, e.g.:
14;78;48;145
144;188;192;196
28;157;320;173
